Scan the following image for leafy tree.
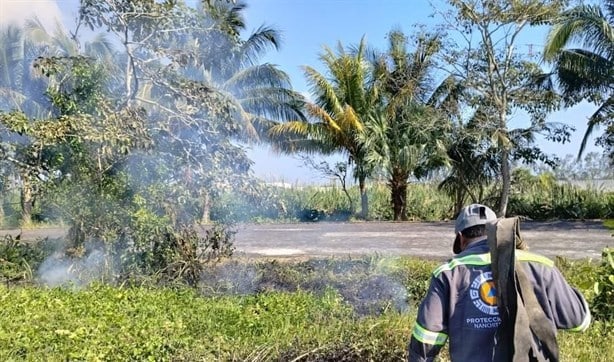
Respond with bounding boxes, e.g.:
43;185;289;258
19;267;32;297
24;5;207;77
543;0;614;162
77;0;304;225
269;38;379;219
437;0;572;216
0;0;293;280
0;17;117;225
363;31;454;221
26;56;150;239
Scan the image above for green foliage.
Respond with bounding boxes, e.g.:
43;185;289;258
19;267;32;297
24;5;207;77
508;170;614;220
206;178;614;222
592;248;614;322
0;234;46;282
0;255;611;361
556;248;614;360
112;222;236;286
544;1;614;161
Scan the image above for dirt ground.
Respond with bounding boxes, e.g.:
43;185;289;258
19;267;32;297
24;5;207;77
231;220;612;261
3;220;611;261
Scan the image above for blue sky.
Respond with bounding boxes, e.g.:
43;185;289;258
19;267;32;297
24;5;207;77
2;0;602;183
241;0;437;183
241;0;600;182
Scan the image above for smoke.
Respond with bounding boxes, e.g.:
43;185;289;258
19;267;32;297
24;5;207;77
199;257;410;317
37;242;113;288
200;261;259;295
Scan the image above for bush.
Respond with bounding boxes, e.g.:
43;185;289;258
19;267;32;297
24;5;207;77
0;234;50;283
592;248;614;322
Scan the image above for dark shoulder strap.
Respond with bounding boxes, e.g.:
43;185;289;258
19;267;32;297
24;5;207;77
488;217;559;362
516;261;559;361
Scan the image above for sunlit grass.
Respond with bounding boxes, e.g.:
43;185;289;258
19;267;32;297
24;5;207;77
603;219;614;230
0;255;611;361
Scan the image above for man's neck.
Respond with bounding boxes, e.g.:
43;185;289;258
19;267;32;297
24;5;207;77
465;236;488;249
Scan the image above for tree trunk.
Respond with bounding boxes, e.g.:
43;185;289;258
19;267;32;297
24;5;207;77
391;182;408;221
20;174;33;226
390;170;409;221
454;187;465;218
200;188;211;224
498;149;511;217
358;176;368;220
342;187;355;214
0;193;4;227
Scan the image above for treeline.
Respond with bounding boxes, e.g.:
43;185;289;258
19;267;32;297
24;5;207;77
0;1;613;276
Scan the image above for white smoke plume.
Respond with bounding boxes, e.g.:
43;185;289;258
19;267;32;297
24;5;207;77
37;242;113;288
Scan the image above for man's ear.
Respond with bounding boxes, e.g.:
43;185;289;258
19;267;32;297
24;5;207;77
457;232;464;249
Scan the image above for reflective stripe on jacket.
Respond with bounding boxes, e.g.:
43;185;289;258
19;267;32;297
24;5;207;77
408;239;591;362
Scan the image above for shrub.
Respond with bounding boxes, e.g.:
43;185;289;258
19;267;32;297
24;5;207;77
592;248;614;322
0;234;50;283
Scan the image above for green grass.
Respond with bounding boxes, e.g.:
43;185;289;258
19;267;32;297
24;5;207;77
0;256;611;361
0;284;408;361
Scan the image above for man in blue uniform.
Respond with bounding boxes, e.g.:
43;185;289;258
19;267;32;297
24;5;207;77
408;204;591;361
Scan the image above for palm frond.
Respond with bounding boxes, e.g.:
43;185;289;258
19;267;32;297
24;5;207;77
554;49;613;95
239;25;280;66
85;33;116;59
268;121;311;137
222;63;291;93
579;94;614;158
303;65;344;116
23;16;51;44
306;103;341;132
544;4;614;61
341;105;363;132
238;88;305;122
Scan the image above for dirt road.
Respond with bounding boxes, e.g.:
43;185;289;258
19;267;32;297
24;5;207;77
4;220;610;261
231;220;612;261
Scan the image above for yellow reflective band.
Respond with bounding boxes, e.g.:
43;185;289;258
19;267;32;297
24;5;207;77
433;253;490;277
433;251;555;277
569;300;591;332
412;323;448;346
516;250;554;267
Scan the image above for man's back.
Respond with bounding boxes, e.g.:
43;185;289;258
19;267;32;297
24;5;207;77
408;239;591;361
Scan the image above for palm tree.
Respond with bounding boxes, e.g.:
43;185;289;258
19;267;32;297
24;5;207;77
543;0;614;160
362;31;456;221
438;118;500;216
269;38;380;219
0;17;117;226
191;9;307;222
0;23;51;117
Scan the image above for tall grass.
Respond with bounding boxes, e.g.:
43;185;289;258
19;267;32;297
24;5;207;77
209;179;613;223
508;183;614;220
1;173;612;227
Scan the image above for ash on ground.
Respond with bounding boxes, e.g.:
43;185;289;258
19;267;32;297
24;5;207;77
199;258;411;317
